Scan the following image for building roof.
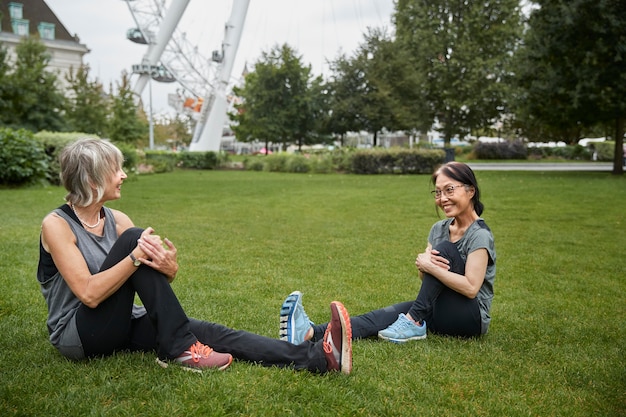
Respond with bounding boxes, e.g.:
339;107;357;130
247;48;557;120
0;0;78;42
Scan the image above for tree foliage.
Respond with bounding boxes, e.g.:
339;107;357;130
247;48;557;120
515;0;626;174
108;71;147;143
64;65;110;136
0;37;66;132
231;44;322;151
394;0;522;145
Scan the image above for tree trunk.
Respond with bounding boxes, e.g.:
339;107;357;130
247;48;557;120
612;117;624;175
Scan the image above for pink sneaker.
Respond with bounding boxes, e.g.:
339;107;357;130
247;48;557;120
158;341;233;372
323;301;352;374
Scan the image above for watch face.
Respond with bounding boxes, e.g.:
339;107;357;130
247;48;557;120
130;253;141;267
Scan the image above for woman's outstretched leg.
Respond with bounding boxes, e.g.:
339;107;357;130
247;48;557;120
191;300;354;374
279;291;413;343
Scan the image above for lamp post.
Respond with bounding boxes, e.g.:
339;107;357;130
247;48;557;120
132;63;159;150
148;75;154;150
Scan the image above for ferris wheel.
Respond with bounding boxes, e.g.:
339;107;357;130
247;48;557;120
123;0;250;151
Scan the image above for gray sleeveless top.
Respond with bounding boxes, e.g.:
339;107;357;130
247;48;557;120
38;205;119;359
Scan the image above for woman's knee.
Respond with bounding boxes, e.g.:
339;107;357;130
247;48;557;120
433;240;465;274
433;240;458;257
100;227;145;270
120;227;144;243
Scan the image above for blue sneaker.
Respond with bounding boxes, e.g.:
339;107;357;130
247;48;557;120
279;291;314;344
378;314;426;343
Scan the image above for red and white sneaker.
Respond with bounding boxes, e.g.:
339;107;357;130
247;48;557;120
323;301;352;374
157;341;233;372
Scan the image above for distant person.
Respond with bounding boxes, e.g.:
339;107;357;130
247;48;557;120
280;162;495;344
38;138;352;374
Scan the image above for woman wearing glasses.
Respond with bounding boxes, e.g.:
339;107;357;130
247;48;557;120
280;161;496;344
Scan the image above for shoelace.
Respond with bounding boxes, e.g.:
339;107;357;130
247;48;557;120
189;341;214;363
390;316;413;331
322;327;337;359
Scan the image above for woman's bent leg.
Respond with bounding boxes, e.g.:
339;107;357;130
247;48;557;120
407;240;466;324
188;318;327;372
75;280;136;357
77;228;195;359
429;289;481;337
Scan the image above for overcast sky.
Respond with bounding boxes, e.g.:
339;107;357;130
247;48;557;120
45;0;395;115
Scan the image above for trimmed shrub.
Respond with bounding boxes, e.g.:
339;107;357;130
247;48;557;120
144;150;177;173
263;154;289;172
244;156;265;171
0;128;48;186
594;141;614;161
178;151;220;170
310;156;334;173
114;142;139;173
551;145;591;160
285;154;311;173
350;148;445;174
473;141;527;160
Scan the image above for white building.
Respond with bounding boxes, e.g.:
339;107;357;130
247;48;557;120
0;0;89;88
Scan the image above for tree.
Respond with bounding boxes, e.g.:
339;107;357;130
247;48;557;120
394;0;523;146
0;45;10;119
231;44;319;151
327;30;401;147
1;37;66;132
515;0;626;174
108;71;147;144
365;28;432;136
152;113;193;149
64;65;110;136
325;53;362;145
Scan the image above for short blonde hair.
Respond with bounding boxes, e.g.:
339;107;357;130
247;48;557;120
59;138;124;206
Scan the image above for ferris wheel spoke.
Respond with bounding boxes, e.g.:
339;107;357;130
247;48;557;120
124;0;216;98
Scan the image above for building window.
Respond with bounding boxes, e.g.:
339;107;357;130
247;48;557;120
38;22;55;40
12;18;29;36
8;2;23;19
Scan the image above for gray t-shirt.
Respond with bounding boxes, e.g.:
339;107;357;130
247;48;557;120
428;218;496;334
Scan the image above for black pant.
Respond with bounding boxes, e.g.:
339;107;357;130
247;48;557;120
76;228;327;372
312;240;482;340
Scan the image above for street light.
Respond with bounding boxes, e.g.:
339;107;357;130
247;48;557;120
131;64;176;150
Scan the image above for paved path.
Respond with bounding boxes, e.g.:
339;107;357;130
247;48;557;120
466;162;614;171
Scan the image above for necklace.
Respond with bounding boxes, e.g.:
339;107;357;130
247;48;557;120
70;204;101;228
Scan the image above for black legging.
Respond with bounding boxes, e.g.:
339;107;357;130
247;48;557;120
76;227;328;372
311;240;482;340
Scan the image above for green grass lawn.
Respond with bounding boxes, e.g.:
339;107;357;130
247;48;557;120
1;169;624;416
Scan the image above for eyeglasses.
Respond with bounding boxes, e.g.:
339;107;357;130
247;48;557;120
431;184;466;199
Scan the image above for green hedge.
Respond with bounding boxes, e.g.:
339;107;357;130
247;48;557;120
0;128;48;186
144;150;177;173
243;148;445;175
350;148;445;174
473;140;527;160
527;144;592;160
178;151;220;170
594;141;615;161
